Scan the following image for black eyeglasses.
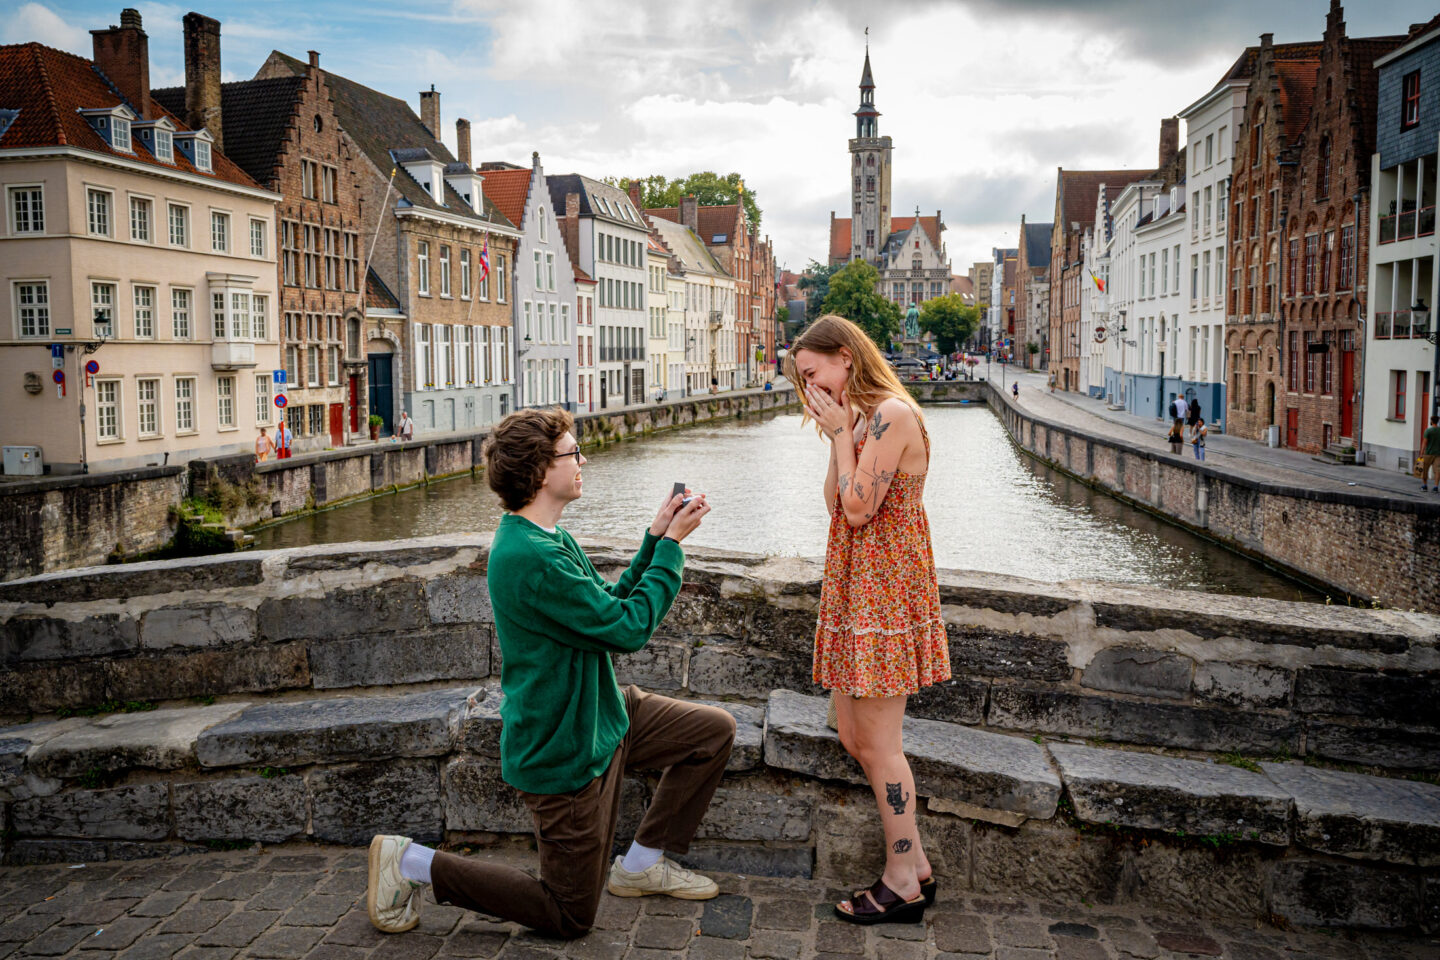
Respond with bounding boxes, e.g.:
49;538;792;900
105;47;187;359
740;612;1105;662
556;449;583;464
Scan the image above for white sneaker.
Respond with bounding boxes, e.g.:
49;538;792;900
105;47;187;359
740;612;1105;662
367;834;424;933
606;855;719;900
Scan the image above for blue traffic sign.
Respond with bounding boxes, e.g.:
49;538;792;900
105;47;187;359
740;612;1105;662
275;393;288;409
50;344;64;359
273;369;287;385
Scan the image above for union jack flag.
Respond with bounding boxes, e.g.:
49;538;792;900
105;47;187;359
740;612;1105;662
478;234;491;282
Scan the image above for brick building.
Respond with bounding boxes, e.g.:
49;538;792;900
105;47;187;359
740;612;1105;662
996;248;1018;357
1016;216;1052;369
156;21;367;448
1279;2;1402;453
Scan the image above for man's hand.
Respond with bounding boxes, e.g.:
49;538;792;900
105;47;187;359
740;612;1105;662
650;489;689;538
664;495;710;543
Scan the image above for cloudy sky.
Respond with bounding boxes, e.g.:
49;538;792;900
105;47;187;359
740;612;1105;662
8;1;1435;273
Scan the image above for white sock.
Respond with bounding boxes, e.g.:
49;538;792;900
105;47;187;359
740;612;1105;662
399;841;434;885
620;841;662;873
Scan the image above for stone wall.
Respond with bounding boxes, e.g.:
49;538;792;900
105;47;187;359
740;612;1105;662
0;466;185;582
1;539;1436;929
974;379;1440;612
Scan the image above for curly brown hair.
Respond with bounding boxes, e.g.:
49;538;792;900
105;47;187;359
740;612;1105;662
482;407;575;511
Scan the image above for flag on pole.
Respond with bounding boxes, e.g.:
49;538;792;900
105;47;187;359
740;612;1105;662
1089;270;1106;294
478;233;491;282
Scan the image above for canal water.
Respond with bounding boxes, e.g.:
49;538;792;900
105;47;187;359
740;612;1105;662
252;405;1320;601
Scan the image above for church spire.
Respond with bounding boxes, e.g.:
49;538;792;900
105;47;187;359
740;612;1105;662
854;36;879;139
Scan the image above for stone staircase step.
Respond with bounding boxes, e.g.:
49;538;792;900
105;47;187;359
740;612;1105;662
1261;761;1440;866
195;687;477;768
1048;743;1291;844
28;703;250;779
762;689;1060;825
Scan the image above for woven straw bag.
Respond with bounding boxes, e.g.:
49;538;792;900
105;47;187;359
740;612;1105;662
826;691;839;730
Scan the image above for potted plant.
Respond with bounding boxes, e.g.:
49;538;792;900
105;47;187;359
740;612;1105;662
368;413;382;441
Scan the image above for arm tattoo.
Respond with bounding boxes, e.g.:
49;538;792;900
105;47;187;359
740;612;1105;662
892;838;913;853
885;782;910;815
837;475;850;496
869;410;891;440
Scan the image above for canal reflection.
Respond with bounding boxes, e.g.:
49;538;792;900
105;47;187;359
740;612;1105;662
251;405;1320;602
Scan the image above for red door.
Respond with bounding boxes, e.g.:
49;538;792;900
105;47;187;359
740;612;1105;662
1286;408;1299;449
1340;349;1355;438
348;375;360;432
328;402;344;447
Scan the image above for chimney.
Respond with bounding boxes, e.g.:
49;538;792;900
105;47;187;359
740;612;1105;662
1260;32;1273;49
182;12;223;151
419;85;440;139
91;8;151;120
455;118;471;167
681;194;699;233
566;191;580;220
1158;116;1179;171
307;50;320;71
628;179;643;211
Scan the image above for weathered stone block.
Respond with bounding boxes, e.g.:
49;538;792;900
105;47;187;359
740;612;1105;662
0;660;110;715
813;800;885;882
1306;720;1440;770
284;545;461;577
764;690;1060;823
14;783;169;840
28;703;249;779
1090;601;1409;654
459;683;503;758
689;645;821;699
945;626;1071;682
256;582;429;642
442;758;529;833
1193;662;1292;709
743;602;820;659
971;821;1122;904
1265;859;1423;930
1123;840;1273;918
0;718;81;799
173;775;307;842
426;571;492;624
659;581;747;639
310;758;442;844
1049;744;1291;845
1261;762;1440;866
693;700;764;773
0;555;264;604
1294;668;1440;726
908;677;989;725
613;640;687;691
939;584;1074;619
196;686;473;768
988;684;1301;755
675;843;812;879
1081;649;1194;700
102;643;310;703
2;614;138;663
140;604;257;651
309;624;490;689
695;787;814;842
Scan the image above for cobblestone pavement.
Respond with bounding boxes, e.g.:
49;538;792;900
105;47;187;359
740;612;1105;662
998;369;1433;503
1;844;1436;959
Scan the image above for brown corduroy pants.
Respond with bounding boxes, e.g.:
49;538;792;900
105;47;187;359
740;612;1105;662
431;685;736;939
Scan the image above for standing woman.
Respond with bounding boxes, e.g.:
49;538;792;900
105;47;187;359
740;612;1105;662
785;314;950;925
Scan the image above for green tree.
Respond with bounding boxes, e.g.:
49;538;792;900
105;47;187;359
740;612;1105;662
918;295;981;355
613;172;762;229
797;259;839;323
820;260;901;350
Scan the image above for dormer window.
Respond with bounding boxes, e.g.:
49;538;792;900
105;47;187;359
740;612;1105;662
400;157;446;204
174;129;215;174
112;116;131;152
80;105;138;153
155;129;173;162
195;140;211;172
134;118;177;164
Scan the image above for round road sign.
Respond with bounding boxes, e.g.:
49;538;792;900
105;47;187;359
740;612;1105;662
85;360;100;375
275;393;288;409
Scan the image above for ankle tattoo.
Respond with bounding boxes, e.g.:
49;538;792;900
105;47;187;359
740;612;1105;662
892;838;912;853
885;782;910;816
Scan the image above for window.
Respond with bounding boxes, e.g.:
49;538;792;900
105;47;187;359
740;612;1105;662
1303;235;1317;295
154;128;173;163
111;115;131;152
170;288;191;339
96;380;120;440
417;241;430;296
546;252;555;291
1394;370;1408;420
288;405;304;437
550;302;558;342
284;343;298;385
1217;179;1228;224
324;228;340;290
478;256;490;300
1287;239;1299;298
87;188;111;236
9;280;50;339
92;282;115;337
1203;186;1212;232
250;219;266;257
539;206;547;242
1317;137;1331;200
1320;231;1334;293
329;345;340;386
1304;332;1316;392
1192;191;1200;234
251;294;267;341
1403;71;1421;130
308;404;323;436
497;255;507;302
440;245;452;297
1161;248;1168;295
1173;244;1181;294
344;232;359;292
169;203;188;247
255;375;271;425
415;324;430;388
137;378;160;437
1338;225;1355;289
460;249;471;299
129;197;151;242
195;139;212;173
1205;134;1213;167
9;186;44;234
174;377;195;433
322;166;337;204
1203;250;1212;299
524;301;533;340
211;211;229;252
1322;332;1334;395
535;250;544;288
301;160;318;200
307;345;320;387
133;285;155;338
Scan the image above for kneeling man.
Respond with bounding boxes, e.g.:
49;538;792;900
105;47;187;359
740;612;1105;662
366;407;734;939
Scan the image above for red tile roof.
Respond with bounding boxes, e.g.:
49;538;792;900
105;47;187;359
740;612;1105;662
573;263;595;285
1058;170;1147;230
829;217;852;261
365;268;401;311
828;216;941;262
0;42;260;190
480;167;531;231
646;204;743;246
1275;59;1322;143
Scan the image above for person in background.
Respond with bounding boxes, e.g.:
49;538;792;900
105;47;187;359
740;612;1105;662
1190;415;1208;461
1422;415;1440;491
398;410;415;442
274;418;293;460
255;426;274;463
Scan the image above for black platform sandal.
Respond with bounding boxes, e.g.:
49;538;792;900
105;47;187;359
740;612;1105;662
855;876;936;907
834;877;927;926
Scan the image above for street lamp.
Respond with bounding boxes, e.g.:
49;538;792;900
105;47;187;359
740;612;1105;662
75;313;111;475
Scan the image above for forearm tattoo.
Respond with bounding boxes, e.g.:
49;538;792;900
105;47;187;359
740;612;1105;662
892;838;912;853
837;475;850;497
885;782;910;816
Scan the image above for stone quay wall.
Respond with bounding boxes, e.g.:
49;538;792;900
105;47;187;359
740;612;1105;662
907;378;1440;612
1;540;1437;930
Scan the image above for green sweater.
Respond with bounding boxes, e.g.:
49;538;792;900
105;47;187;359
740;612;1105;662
486;514;684;794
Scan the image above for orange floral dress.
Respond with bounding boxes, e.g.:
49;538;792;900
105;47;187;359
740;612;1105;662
814;410;950;698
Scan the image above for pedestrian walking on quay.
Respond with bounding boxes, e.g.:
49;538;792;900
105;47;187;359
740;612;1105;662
1422;415;1440;490
274;418;293;459
1166;419;1184;455
787;314;949;926
1011;381;1019;400
1170;395;1188;443
1191;415;1208;461
254;426;274;463
397;410;415;441
365;407;731;941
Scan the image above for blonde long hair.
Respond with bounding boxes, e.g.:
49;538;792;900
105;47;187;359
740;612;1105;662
784;314;922;432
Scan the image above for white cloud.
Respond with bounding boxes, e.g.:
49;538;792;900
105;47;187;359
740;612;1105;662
2;2;88;52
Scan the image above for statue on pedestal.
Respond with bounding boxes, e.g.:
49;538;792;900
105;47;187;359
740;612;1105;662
903;302;921;357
